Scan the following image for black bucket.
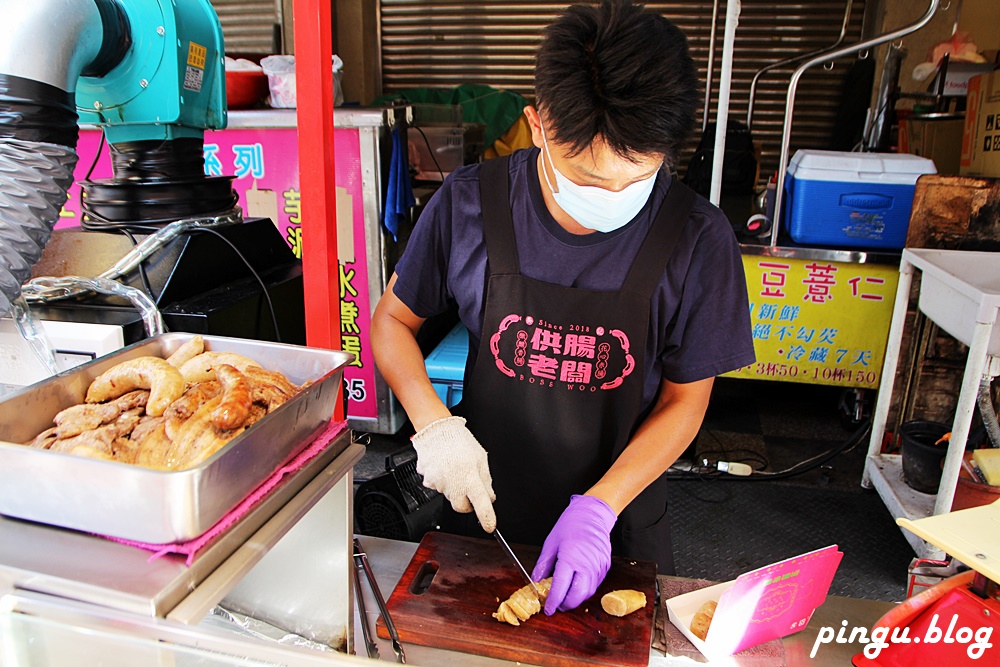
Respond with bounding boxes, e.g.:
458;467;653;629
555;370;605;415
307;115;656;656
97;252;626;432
900;421;951;494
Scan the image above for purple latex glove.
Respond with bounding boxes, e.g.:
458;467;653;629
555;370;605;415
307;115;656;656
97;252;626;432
531;494;617;615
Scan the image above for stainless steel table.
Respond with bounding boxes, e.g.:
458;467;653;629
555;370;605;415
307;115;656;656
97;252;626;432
352;536;896;667
0;432;362;624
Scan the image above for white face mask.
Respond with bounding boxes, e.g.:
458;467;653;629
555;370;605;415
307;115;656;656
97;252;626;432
539;122;658;233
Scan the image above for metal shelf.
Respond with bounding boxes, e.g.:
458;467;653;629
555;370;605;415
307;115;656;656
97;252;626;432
864;454;936;555
863;248;1000;558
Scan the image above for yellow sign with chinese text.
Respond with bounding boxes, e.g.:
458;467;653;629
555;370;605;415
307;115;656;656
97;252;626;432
725;256;899;388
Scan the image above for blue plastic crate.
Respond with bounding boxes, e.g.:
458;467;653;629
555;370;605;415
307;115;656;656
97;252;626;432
424;323;469;408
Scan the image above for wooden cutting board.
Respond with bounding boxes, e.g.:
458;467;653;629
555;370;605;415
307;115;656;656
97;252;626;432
375;532;657;667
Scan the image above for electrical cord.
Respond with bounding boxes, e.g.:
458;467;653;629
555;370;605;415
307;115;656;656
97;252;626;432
188;227;282;343
412;125;446;182
672;469;734;504
119;228;155;302
78;131;107;220
666;418;872;482
80;199;240;233
78;212;282;342
698;428;771;472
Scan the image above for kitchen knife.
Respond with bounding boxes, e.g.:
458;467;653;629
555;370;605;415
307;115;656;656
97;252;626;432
492;528;540;598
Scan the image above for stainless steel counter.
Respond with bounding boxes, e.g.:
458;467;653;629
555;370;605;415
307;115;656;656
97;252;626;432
352;536;896;667
0;434;362;621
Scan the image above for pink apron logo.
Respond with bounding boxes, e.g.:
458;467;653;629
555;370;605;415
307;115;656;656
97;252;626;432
488;314;635;390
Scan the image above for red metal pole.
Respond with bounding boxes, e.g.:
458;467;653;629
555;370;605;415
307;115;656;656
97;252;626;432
293;0;343;420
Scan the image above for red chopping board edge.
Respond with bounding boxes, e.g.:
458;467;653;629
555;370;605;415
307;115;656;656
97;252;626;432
375;532;657;667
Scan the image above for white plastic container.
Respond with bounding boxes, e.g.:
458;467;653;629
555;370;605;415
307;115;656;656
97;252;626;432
260;55;344;108
783;150;936;249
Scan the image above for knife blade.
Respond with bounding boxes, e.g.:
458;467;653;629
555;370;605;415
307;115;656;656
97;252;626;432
492;528;540;598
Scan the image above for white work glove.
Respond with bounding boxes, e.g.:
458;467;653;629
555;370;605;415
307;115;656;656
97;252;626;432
411;416;497;533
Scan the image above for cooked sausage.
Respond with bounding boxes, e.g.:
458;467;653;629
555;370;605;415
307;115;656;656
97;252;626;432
600;589;646;617
690;600;717;641
132;423;173;470
492;578;553;626
178;351;262;383
86;357;185;417
211;364;251;430
164;380;221;440
24;426;58;450
165;335;205;368
164;395;247;470
53;402;120;439
244;366;299;410
69;445;116;461
48;408;142;457
53;390;148;438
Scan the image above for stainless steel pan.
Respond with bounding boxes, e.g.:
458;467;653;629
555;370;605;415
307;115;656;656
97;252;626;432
0;333;352;543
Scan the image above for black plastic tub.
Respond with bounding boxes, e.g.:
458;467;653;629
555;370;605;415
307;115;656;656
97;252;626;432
900;420;951;494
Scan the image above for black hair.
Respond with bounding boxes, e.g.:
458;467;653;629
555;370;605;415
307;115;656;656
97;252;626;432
534;0;699;169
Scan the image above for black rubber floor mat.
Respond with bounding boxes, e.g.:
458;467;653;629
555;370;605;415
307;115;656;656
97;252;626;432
667;480;912;602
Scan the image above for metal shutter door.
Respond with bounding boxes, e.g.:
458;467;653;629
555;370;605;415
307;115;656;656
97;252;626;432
379;0;868;180
211;0;281;54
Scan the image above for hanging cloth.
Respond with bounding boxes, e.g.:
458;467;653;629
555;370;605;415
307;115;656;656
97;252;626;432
383;126;415;241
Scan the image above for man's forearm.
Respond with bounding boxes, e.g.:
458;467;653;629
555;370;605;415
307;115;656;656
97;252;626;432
587;377;714;514
370;282;452;432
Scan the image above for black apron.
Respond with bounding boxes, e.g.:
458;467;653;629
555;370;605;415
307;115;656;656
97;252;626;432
445;155;696;575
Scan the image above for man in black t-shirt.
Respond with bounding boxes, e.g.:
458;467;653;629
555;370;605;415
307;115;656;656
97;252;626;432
372;0;754;616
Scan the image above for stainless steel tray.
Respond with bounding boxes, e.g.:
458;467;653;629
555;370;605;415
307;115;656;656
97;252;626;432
0;333;353;543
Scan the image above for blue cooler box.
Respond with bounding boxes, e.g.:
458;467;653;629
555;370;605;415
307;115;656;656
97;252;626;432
783;150;936;249
424;323;469;408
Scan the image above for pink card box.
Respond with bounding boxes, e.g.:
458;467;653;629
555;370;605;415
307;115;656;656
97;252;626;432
666;545;844;661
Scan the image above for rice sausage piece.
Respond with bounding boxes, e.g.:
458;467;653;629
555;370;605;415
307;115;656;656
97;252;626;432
690;600;717;641
53;402;121;438
49;408;143;456
133;423;173;470
211;364;252;430
164;396;244;470
164;380;221;440
243;366;298;396
243;366;299;410
244;401;268;428
164;395;222;469
165;335;205;368
49;424;117;456
492;578;552;626
130;414;165;446
111;389;150;413
86;357;185;417
24;426;58;449
179;351;262;384
183;424;246;469
600;589;646;617
53;390;148;438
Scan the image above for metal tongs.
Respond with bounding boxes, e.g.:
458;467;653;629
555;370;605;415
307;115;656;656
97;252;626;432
353;537;406;663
